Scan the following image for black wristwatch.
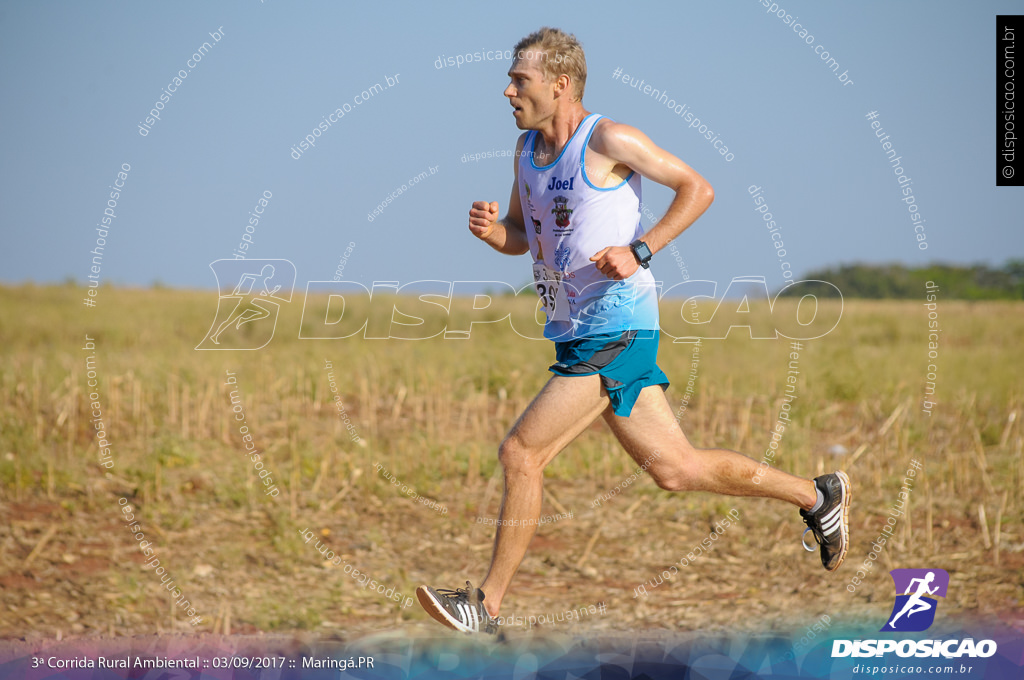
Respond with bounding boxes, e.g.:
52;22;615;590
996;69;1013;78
630;239;653;269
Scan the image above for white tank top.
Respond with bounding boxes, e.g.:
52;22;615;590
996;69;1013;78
518;113;660;340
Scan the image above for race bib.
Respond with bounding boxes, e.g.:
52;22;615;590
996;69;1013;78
532;262;570;321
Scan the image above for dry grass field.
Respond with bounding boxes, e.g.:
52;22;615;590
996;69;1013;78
1;283;1022;642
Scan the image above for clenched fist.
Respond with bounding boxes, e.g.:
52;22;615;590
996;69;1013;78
468;201;500;241
590;245;640;280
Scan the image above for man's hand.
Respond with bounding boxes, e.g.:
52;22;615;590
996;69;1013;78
469;201;500;241
590;245;639;280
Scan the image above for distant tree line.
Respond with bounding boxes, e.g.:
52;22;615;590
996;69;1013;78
776;261;1024;299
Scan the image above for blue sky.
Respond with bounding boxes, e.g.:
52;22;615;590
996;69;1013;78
2;0;1020;294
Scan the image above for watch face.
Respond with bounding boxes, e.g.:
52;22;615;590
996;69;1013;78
633;240;652;262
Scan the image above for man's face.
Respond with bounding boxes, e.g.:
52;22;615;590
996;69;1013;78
504;52;554;130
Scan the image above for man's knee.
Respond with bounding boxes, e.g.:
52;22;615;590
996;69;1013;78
650;469;692;492
498;436;543;475
646;449;699;491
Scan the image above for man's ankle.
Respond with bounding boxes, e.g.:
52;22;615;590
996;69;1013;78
479;586;501;617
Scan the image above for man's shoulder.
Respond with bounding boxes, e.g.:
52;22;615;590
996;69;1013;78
588;116;642;153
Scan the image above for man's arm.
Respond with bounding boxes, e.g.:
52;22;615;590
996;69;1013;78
468;134;530;256
588;121;714;280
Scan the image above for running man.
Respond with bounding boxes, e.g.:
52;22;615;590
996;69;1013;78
417;28;851;634
888;572;939;628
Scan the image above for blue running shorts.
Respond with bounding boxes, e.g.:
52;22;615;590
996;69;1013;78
548;329;669;417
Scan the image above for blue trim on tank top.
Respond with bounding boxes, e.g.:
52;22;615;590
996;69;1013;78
529;112;602;170
581;115;634;191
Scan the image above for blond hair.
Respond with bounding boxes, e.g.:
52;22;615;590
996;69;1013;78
513;27;587;101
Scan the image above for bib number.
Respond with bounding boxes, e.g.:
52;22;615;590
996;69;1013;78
533;263;570;320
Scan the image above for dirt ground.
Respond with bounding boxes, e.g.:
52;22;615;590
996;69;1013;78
2;473;1022;644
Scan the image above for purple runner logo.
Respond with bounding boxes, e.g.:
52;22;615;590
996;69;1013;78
881;568;949;632
196;259;296;350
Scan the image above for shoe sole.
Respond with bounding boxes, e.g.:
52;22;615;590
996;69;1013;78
416;586;476;633
827;470;852;572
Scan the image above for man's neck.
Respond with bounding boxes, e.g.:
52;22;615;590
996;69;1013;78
535;106;590;156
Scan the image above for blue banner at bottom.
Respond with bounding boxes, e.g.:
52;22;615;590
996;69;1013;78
1;623;1021;680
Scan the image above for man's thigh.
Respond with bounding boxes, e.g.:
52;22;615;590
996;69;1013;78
602;383;692;470
504;373;610;466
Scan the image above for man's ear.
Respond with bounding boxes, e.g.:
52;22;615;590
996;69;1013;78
553;73;572;98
